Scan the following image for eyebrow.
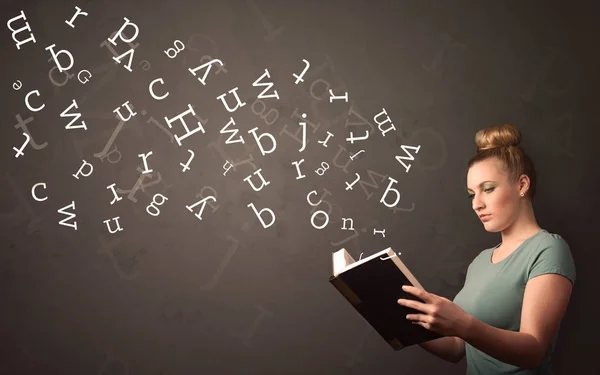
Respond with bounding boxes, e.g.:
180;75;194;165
467;180;496;192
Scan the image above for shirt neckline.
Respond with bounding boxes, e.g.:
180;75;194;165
489;229;546;265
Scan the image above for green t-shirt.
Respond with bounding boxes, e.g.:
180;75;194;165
453;229;576;375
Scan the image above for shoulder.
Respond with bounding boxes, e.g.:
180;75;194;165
532;230;571;257
538;229;568;245
527;230;576;285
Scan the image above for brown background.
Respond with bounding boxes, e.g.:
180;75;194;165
1;0;598;374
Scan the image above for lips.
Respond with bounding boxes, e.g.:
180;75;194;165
480;214;491;221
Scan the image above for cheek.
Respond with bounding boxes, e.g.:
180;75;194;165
495;191;516;213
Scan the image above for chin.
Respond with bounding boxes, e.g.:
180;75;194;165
483;223;502;233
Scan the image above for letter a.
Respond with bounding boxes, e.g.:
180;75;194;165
57;201;77;230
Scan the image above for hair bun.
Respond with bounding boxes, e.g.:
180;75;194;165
474;123;521;152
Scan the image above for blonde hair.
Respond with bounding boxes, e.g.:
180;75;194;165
467;124;537;200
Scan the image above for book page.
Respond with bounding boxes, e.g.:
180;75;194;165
338;248;392;274
333;247;426;291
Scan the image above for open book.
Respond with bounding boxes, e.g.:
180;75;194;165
329;247;442;350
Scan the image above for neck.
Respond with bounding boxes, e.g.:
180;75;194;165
500;200;542;246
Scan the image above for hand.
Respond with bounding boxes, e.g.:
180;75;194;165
397;285;471;337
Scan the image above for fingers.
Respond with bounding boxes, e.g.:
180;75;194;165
405;313;427;321
397;298;428;311
406;314;433;330
402;285;431;302
413;320;432;330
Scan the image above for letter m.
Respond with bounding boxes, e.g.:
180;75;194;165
7;10;37;50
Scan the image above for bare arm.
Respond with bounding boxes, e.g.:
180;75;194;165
419;336;465;363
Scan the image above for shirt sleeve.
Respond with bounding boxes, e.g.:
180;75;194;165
527;235;576;285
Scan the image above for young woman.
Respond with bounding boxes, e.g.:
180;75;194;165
397;124;576;374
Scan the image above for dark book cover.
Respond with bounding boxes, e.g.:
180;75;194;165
329;251;442;350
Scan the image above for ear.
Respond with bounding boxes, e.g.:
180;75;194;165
518;174;530;194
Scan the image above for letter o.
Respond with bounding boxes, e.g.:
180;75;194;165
311;210;329;230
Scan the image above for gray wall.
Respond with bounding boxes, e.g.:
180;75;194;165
1;0;598;374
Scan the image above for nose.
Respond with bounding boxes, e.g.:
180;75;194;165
472;194;484;212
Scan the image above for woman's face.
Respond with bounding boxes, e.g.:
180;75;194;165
467;158;521;232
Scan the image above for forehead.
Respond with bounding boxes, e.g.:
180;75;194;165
467;159;506;189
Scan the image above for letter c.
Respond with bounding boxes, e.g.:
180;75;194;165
306;190;322;207
149;77;169;100
25;90;45;112
31;182;48;202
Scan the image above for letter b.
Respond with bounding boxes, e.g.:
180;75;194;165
45;44;74;73
380;177;401;208
248;127;276;156
247;202;275;229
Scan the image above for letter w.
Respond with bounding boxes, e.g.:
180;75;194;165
61;99;88;130
220;117;245;144
57;201;78;230
395;144;421;173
